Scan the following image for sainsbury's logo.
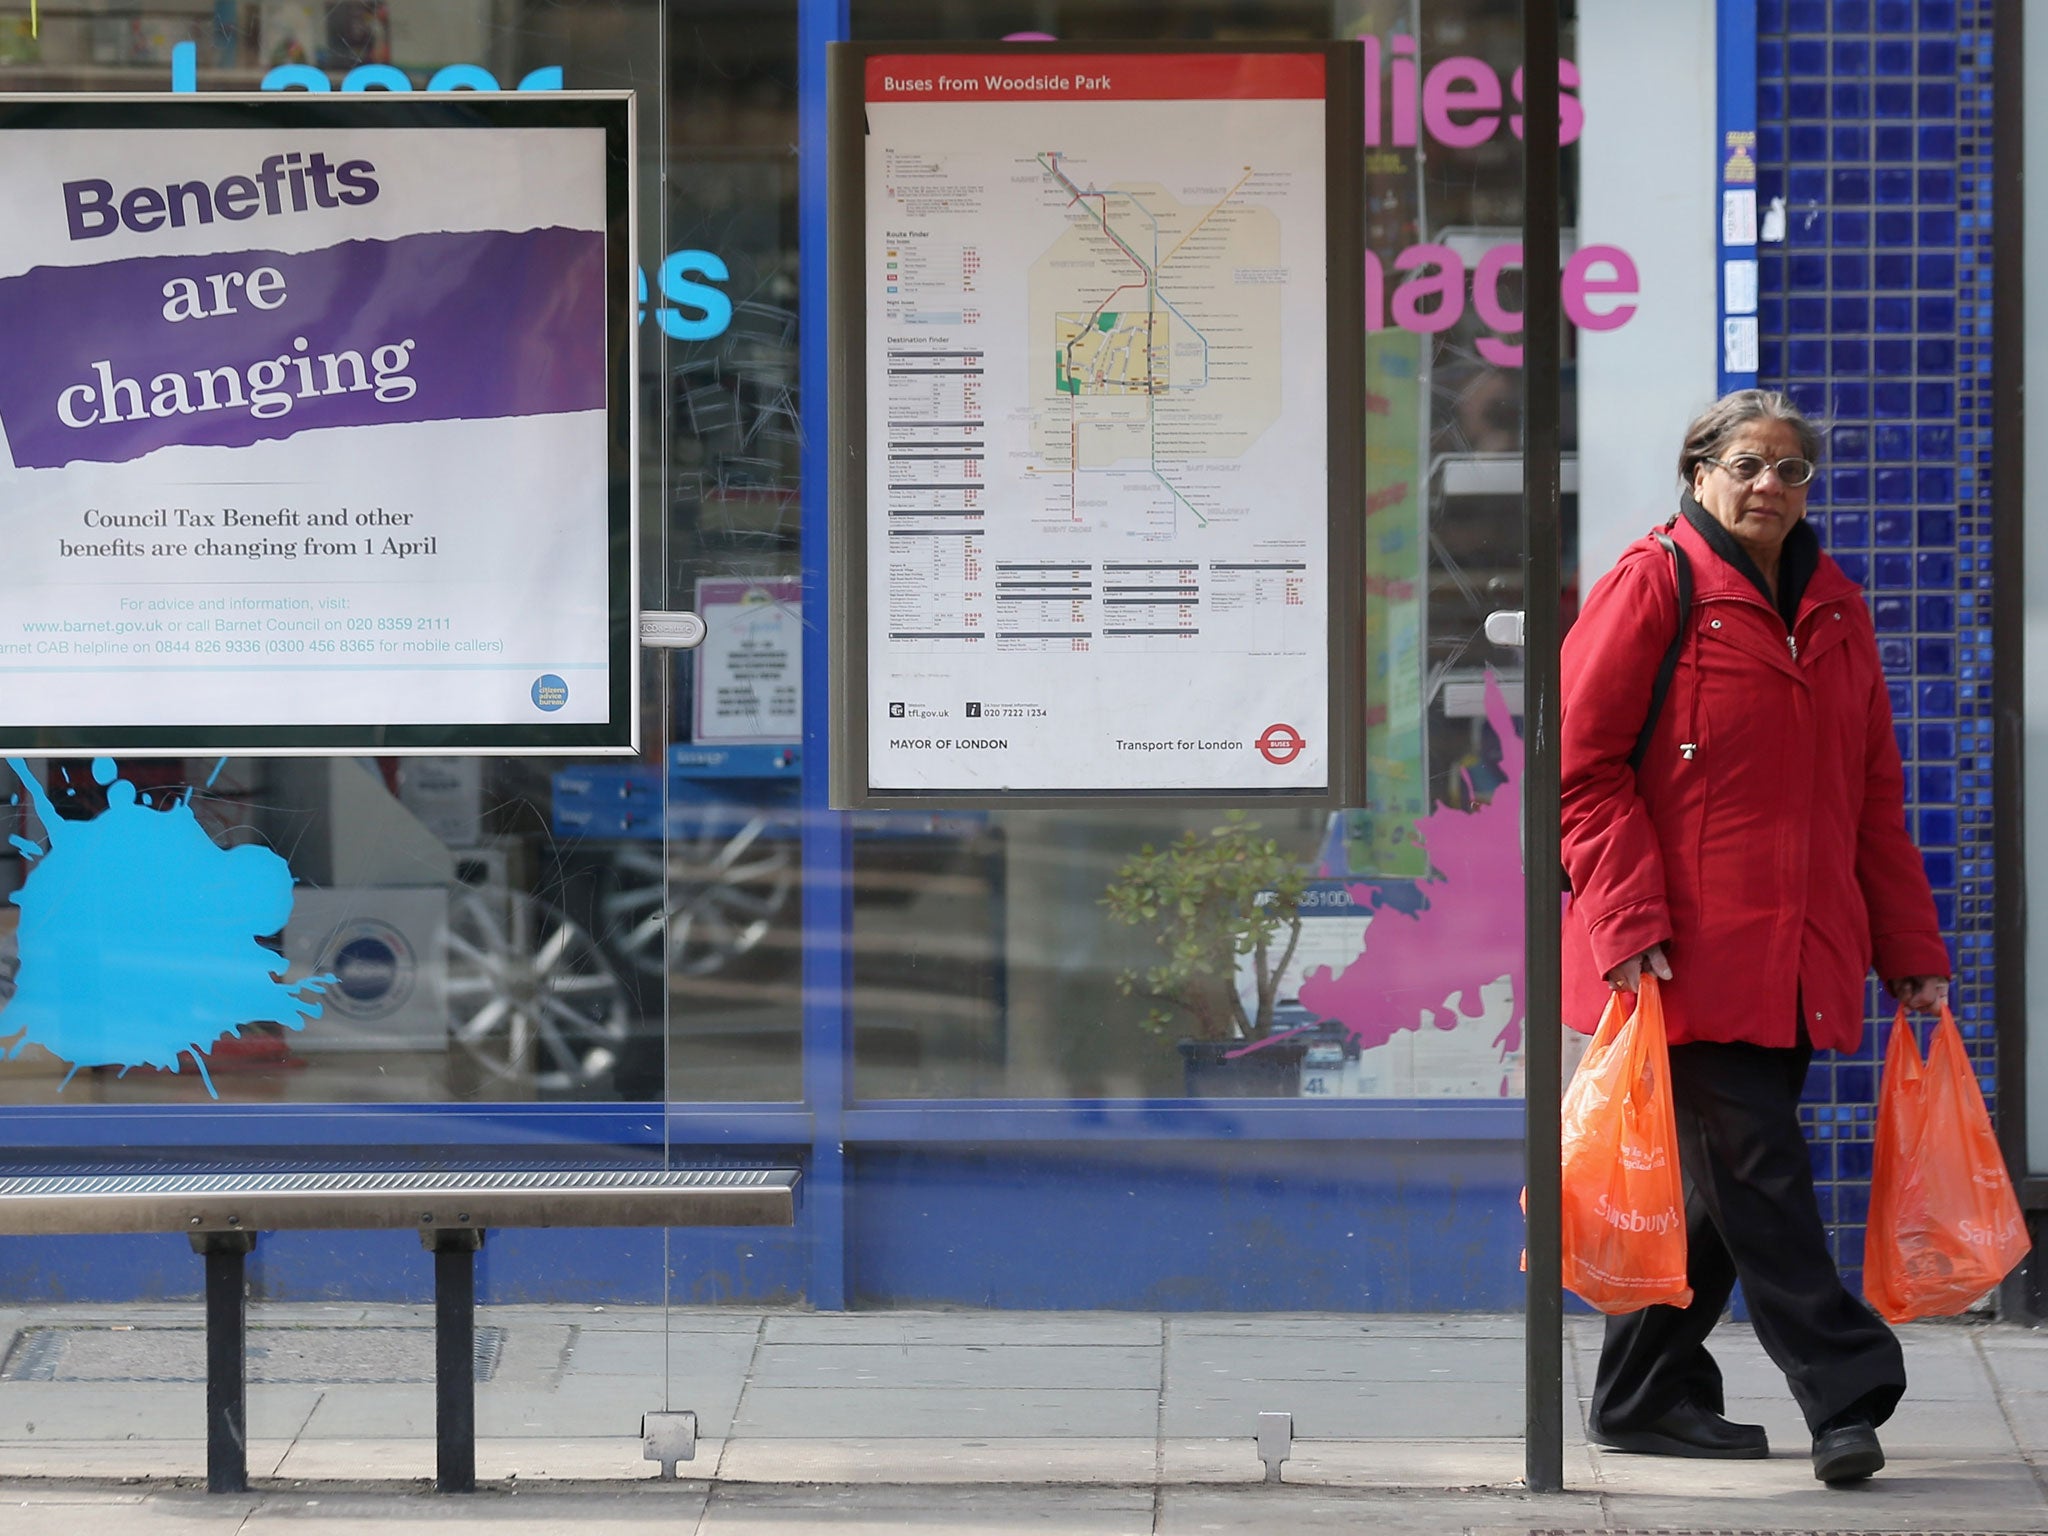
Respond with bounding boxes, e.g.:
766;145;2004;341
1593;1192;1679;1236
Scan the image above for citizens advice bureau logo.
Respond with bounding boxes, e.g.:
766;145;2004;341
531;674;569;712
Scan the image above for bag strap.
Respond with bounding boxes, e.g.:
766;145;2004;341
1563;528;1696;900
1628;528;1693;773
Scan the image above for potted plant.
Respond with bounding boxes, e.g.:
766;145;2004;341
1100;812;1311;1096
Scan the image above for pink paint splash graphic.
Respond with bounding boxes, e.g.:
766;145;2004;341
1295;671;1525;1095
1222;1023;1313;1060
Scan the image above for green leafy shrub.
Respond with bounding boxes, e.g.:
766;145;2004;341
1100;812;1308;1041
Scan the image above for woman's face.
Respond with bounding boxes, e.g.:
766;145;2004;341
1690;418;1809;563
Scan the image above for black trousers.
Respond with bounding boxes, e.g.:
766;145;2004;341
1589;1036;1906;1437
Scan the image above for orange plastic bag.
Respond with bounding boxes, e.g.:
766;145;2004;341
1864;1004;2028;1323
1559;975;1693;1313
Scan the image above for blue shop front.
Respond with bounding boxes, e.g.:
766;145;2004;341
0;0;2029;1340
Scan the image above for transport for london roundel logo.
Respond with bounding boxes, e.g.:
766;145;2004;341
531;674;569;712
1256;723;1306;765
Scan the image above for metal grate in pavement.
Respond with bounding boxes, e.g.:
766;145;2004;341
0;1324;504;1384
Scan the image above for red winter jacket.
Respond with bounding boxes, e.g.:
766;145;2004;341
1560;509;1949;1052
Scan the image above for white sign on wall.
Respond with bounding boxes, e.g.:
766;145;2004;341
694;579;802;744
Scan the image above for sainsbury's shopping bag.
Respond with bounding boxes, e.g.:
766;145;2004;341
1864;1004;2028;1322
1559;975;1693;1313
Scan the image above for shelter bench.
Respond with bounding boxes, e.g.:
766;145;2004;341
0;1165;800;1493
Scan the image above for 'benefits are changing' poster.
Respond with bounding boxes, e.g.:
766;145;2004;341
0;100;632;752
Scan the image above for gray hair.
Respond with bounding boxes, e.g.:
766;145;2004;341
1676;389;1823;485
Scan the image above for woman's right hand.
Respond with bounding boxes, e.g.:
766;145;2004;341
1605;943;1673;993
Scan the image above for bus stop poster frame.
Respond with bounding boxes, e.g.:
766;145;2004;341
828;43;1366;809
0;94;639;757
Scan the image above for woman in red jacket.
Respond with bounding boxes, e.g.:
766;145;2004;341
1561;390;1950;1486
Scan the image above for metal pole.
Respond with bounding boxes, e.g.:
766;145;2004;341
1521;0;1566;1496
196;1231;254;1494
798;0;854;1311
430;1230;482;1493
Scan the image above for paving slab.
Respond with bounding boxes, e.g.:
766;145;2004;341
0;1489;255;1536
1161;1435;1537;1489
270;1436;702;1483
762;1314;1161;1347
696;1483;1156;1534
560;1328;757;1386
10;1305;213;1326
0;1380;320;1440
1596;1450;2048;1532
1981;1343;2048;1395
730;1385;1160;1440
0;1437;296;1479
1158;1485;1594;1536
1168;1333;1522;1385
714;1436;1156;1484
1171;1314;1524;1340
745;1342;1160;1392
301;1381;716;1441
1977;1389;2048;1451
240;1489;712;1532
1152;1438;1269;1485
1282;1438;1532;1491
1163;1377;1527;1439
523;1308;763;1336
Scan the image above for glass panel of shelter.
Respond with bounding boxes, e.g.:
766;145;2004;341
831;6;1542;1136
805;0;1543;1457
0;0;705;1475
0;0;1555;1482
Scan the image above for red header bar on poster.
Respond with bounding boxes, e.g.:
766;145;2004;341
865;53;1325;103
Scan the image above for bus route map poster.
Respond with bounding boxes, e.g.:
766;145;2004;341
833;48;1363;805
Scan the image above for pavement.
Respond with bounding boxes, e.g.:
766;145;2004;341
0;1303;2045;1532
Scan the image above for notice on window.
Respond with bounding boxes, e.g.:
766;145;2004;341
694;579;802;744
0;101;632;752
858;54;1333;794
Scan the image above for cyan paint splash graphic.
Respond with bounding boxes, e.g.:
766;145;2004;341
1;758;329;1097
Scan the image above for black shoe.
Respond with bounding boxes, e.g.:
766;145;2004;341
1590;1400;1770;1459
1812;1414;1884;1485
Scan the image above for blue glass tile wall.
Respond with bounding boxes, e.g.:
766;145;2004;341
1755;0;1993;1291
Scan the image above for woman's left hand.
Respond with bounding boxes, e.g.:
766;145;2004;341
1891;975;1950;1014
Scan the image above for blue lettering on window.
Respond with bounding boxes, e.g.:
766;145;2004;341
163;44;730;341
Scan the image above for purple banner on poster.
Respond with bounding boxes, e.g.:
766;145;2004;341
0;225;606;470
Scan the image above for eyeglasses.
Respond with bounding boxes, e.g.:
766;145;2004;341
1702;453;1816;487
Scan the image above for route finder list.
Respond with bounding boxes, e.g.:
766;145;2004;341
864;53;1330;794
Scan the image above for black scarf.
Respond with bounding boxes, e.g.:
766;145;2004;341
1679;491;1820;632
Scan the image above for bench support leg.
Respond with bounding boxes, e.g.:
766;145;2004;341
427;1228;485;1493
191;1230;257;1494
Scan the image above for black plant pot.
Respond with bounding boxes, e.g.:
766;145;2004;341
1177;1038;1309;1098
